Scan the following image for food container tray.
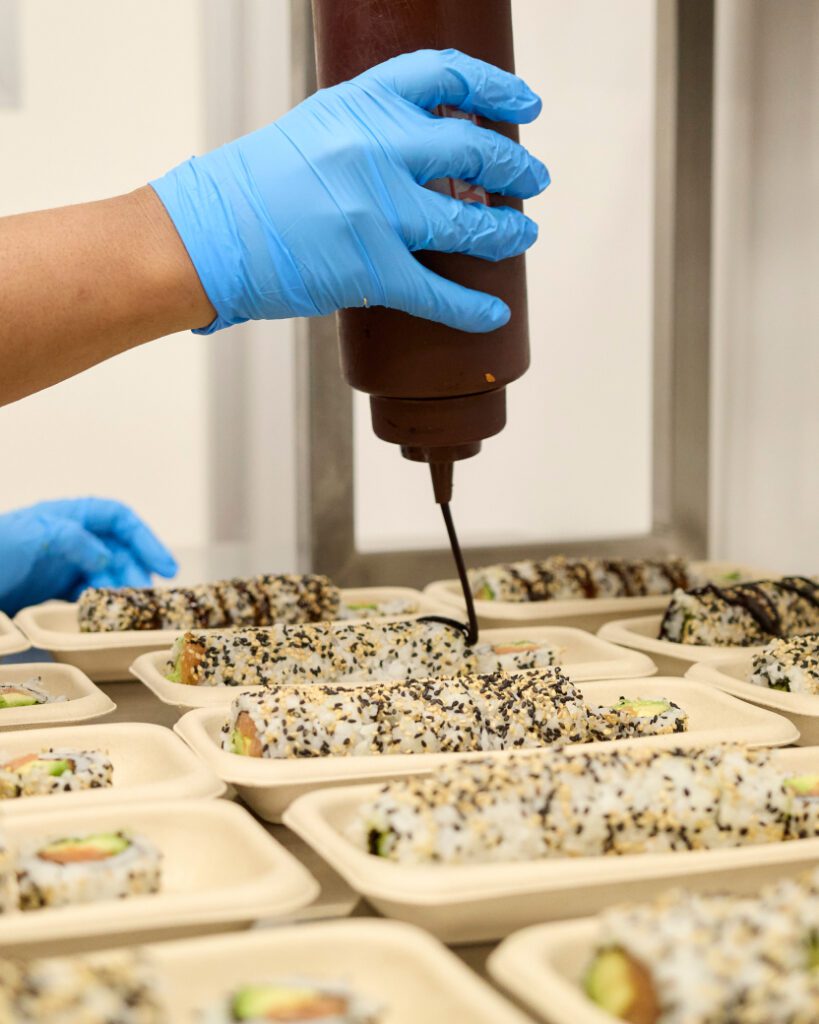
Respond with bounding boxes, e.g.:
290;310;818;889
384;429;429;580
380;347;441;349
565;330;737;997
0;799;318;952
0;611;30;658
283;746;819;944
0;722;225;816
597;614;763;676
424;561;765;632
131;625;658;713
686;656;819;746
175;677;797;822
13;589;448;683
48;919;527;1022
0;662;115;729
487;855;819;1024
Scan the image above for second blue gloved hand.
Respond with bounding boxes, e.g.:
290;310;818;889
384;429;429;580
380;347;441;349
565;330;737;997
151;48;549;335
0;498;178;616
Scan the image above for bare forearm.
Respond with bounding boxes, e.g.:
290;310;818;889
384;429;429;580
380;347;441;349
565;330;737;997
0;186;214;406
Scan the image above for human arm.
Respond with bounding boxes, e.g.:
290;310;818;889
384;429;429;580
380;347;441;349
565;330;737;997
0;49;549;407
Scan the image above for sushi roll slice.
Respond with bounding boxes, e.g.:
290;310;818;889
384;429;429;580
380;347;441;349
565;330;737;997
203;979;382;1023
9;950;166;1023
350;745;818;866
469;556;692;603
0;838;15;913
221;668;590;759
78;573;340;632
472;639;558;673
749;633;819;695
0;748;113;799
659;576;819;646
588;697;688;742
17;830;162;910
168;619;474;688
583;867;819;1023
337;597;420;619
0;678;65;710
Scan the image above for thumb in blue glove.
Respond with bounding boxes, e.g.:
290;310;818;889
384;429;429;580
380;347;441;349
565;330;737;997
151;48;550;336
0;498;177;616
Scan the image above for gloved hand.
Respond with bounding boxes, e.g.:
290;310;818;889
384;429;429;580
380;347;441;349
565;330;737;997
0;498;177;615
151;48;549;335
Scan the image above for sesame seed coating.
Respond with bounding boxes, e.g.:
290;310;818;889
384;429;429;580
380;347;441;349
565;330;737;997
750;633;819;695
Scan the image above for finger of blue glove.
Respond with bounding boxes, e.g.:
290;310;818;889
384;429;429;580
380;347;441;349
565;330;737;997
42;518;112;575
360;49;542;124
408;194;537;261
397;255;510;332
409;118;550;198
63;499;177;578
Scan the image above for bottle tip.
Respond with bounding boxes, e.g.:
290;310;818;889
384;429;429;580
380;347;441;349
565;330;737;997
429;462;454;504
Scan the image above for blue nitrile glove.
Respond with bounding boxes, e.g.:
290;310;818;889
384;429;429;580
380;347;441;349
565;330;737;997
0;499;178;615
151;48;549;335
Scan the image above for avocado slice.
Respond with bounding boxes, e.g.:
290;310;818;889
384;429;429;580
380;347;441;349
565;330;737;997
231;728;253;756
39;832;129;864
609;698;672;717
0;691;40;709
476;583;495;601
231;984;329;1020
17;757;71;778
583;948;660;1024
808;933;819;970
785;774;819;798
345;603;378;612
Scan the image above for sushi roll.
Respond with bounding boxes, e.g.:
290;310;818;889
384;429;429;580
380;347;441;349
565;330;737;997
749;633;819;695
0;678;65;710
8;951;166;1023
202;979;382;1023
0;838;15;913
17;830;162;910
0;748;113;799
588;697;688;742
469;556;693;603
351;745;818;865
583;868;819;1023
168;619;474;688
337;597;420;619
222;668;590;759
472;639;558;673
77;573;340;632
659;576;819;646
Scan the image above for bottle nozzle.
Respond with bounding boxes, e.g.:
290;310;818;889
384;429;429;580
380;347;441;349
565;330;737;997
429;462;453;505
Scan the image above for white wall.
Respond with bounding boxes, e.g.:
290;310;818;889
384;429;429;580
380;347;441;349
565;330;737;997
354;0;656;552
0;0;209;559
711;0;819;573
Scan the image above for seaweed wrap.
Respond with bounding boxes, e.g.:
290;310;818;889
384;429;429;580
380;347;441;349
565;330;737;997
223;668;591;759
17;830;162;910
584;868;819;1023
351;746;818;865
587;697;688;742
469;556;693;603
202;979;383;1023
0;748;113;799
750;633;819;695
78;573;340;632
659;576;819;646
2;950;166;1023
0;678;65;710
168;618;559;688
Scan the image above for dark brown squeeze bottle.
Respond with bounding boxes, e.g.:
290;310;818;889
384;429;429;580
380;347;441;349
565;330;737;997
312;0;530;640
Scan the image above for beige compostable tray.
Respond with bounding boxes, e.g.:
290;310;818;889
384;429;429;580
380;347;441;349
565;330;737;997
424;561;765;632
597;613;764;676
0;610;30;658
122;919;532;1022
0;722;225;816
0;662;115;729
130;625;658;713
13;589;448;683
687;655;819;746
174;677;797;822
0;799;318;953
283;746;819;945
